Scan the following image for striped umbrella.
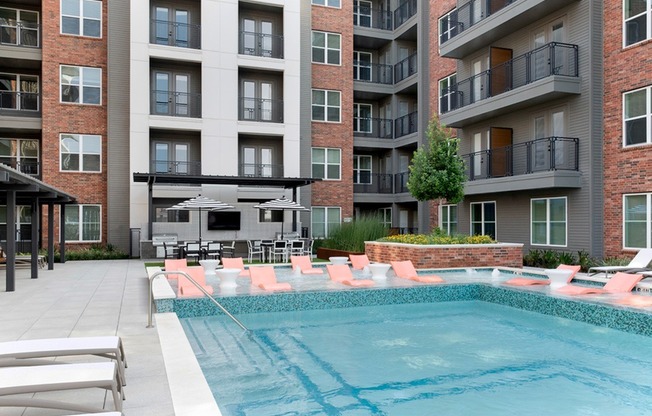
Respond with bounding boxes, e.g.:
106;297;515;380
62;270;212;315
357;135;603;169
253;197;309;239
167;195;234;242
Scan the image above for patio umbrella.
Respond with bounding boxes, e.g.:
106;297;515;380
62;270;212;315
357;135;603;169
167;195;234;242
253;196;309;239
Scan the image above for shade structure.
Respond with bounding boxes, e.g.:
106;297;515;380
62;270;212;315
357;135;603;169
253;197;309;239
167;195;234;242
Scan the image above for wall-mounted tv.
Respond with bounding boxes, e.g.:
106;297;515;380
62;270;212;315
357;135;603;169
207;211;241;230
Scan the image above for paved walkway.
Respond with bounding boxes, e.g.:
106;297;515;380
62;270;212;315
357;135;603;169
0;259;175;416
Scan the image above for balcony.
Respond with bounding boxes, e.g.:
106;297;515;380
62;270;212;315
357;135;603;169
1;20;40;48
151;90;201;118
461;136;581;195
440;42;579;127
238;98;283;123
394;52;417;83
394;0;417;30
440;0;578;58
150;19;201;49
239;163;284;178
353;3;393;30
354;61;393;85
0;160;40;176
353;117;393;139
394;171;410;193
150;160;201;176
0;91;39;113
239;31;283;59
354;173;393;193
395;111;418;138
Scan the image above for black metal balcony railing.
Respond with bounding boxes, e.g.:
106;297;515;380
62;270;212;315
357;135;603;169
353;61;393;84
354;117;393;139
395;111;418;138
239;31;284;59
441;42;579;114
238;97;283;123
353;4;393;30
0;160;40;176
239;163;284;178
354;173;394;193
440;0;517;45
461;136;579;181
0;21;40;47
150;19;201;49
394;0;418;29
151;90;202;118
394;52;418;83
0;91;39;112
151;160;202;176
394;171;410;193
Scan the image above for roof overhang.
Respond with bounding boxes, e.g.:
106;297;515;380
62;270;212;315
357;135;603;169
0;165;77;205
132;172;320;189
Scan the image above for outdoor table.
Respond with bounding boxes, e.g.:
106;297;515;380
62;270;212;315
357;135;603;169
544;268;574;289
216;268;240;290
259;240;275;262
368;263;391;281
329;256;349;265
199;259;220;278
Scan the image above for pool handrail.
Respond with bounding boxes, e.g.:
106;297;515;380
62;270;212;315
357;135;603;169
147;270;248;331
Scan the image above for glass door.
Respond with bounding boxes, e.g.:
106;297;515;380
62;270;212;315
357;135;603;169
155;6;190;47
353;51;372;81
353;103;372;133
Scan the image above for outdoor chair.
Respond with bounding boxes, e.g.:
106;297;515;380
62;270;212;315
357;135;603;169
163;259;187;280
177;266;214;297
504;264;581;286
290;255;324;275
271;240;289;263
184;242;202;263
555;271;643;295
326;264;374;287
588;248;652;277
222;241;236;258
249;266;292;291
390;260;445;284
162;242;179;259
247;240;264;263
290;240;304;257
204;242;222;260
222;257;250;277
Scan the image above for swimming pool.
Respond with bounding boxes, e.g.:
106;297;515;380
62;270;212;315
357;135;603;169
181;300;652;416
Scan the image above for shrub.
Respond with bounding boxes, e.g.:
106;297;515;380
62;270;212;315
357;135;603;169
51;244;129;261
321;216;390;252
379;230;495;245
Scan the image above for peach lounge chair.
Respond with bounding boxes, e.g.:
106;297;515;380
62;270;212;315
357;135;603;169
249;266;292;291
164;258;187;280
326;264;375;287
504;264;581;286
349;254;370;270
221;257;250;277
390;260;445;283
290;255;324;275
177;266;214;297
555;271;644;295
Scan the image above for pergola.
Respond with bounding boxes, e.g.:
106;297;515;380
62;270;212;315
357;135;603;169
0;165;77;292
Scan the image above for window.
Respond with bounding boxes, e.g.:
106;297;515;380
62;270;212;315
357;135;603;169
312;31;341;65
60;65;101;105
0;205;32;242
379;207;392;228
439;73;457;113
439;9;457;44
61;0;101;38
0;73;39;111
311;0;341;8
354;1;372;27
353;51;372;81
470;201;496;239
0;7;39;47
311;89;341;122
312;147;341;180
259;210;283;223
624;0;651;46
0;138;39;175
531;197;567;246
353;155;372;184
440;204;458;235
312;207;341;238
353;103;372;133
64;204;101;242
624;193;652;249
155;208;188;223
623;86;652;146
60;134;101;172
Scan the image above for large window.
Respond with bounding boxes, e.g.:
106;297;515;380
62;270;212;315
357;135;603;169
439;73;457;113
312;31;340;65
353;155;372;184
312;207;341;238
0;205;32;242
312;147;341;180
60;65;101;105
0;7;39;47
0;138;39;175
624;193;652;249
470;201;496;239
440;204;458;236
439;9;457;44
311;0;341;8
61;0;101;38
531;197;567;246
64;204;101;242
311;89;341;122
60;134;101;172
624;0;651;46
623;86;652;146
0;73;39;111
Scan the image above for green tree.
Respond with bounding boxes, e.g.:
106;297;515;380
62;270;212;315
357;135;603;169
407;117;466;203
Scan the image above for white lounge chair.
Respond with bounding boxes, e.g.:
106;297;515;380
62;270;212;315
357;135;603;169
588;248;652;277
0;362;123;413
0;336;127;386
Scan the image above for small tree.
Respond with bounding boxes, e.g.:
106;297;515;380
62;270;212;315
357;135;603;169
407;117;466;204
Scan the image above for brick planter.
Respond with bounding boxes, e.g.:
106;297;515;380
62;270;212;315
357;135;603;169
365;241;523;269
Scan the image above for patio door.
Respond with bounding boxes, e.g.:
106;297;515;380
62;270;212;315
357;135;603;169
242;17;274;57
242;146;274;177
353;51;372;81
472;59;483;103
489;47;512;96
354;0;372;27
154;6;189;47
154;142;189;174
154;71;189;116
353;103;372;133
242;79;274;121
490;127;512;177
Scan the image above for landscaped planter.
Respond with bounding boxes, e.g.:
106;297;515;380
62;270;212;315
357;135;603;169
316;247;364;261
365;241;523;269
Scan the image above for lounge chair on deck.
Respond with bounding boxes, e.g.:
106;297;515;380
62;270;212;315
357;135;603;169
0;362;123;413
555;272;643;295
249;266;292;292
588;249;652;277
221;257;250;277
0;336;127;387
177;266;214;297
290;255;324;275
349;254;370;270
164;258;187;280
390;260;445;283
326;264;374;287
504;264;581;286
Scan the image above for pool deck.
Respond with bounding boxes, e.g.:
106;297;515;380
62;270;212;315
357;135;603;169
2;259;652;416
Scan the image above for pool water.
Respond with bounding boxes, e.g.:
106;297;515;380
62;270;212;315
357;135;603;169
181;301;652;416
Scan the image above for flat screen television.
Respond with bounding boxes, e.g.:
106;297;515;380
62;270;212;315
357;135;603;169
207;211;241;230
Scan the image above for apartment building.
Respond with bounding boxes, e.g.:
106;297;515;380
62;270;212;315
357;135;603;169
434;0;605;257
0;0;108;250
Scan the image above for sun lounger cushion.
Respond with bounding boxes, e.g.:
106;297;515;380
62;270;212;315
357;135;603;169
178;266;214;297
164;259;188;280
249;266;292;292
390;260;444;283
349;254;370;270
290;256;324;274
326;264;374;287
221;258;250;277
556;272;643;295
